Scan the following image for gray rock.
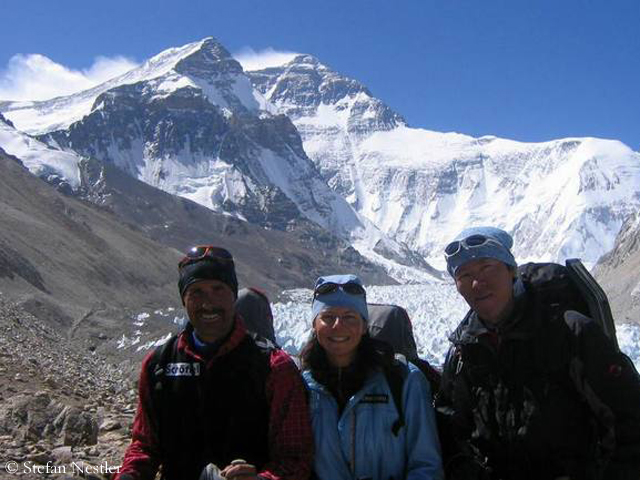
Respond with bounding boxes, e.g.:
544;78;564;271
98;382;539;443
99;418;122;432
28;451;53;464
52;445;73;463
61;407;98;446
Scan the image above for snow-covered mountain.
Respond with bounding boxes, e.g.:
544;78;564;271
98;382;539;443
0;39;432;278
0;112;82;193
3;37;639;278
248;55;640;269
0;40;269;135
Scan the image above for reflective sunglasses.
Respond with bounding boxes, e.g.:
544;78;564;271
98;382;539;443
178;246;234;269
313;282;366;299
444;234;505;258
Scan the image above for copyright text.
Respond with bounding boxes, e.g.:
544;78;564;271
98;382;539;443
4;460;120;475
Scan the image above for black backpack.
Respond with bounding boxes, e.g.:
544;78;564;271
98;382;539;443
368;303;443;437
519;259;619;349
368;303;419;358
519;261;640;475
368;303;442;391
235;287;277;345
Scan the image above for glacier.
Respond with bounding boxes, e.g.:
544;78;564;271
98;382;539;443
271;283;640;371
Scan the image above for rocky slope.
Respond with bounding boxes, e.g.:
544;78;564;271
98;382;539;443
594;211;640;326
74;153;395;292
0;142;394;350
0;146;181;342
0;295;135;479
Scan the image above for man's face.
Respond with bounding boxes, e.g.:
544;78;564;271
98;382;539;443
454;258;516;325
183;279;236;343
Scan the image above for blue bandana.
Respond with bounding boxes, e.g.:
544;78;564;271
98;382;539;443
311;274;368;323
445;226;517;277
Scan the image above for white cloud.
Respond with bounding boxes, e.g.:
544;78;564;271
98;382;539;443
234;47;299;72
0;54;139;101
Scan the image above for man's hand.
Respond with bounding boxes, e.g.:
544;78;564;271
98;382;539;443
220;459;258;480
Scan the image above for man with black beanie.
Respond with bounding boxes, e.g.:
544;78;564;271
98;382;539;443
116;246;313;480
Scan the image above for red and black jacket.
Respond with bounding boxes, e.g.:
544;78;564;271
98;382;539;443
116;317;313;480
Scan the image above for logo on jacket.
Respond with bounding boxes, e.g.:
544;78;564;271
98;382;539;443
360;394;389;404
165;362;201;377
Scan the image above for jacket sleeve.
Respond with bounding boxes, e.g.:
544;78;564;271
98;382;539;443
114;352;161;480
257;349;314;480
564;311;640;476
404;365;445;480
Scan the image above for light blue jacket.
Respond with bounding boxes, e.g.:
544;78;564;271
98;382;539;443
303;363;444;480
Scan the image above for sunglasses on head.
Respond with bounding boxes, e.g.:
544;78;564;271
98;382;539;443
178;246;234;270
313;282;366;299
444;234;505;258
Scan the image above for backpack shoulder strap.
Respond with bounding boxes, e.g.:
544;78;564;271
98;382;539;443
385;353;409;437
148;334;179;404
412;357;442;394
144;334;179;436
229;335;275;399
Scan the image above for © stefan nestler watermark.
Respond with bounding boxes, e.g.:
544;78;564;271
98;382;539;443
4;460;121;475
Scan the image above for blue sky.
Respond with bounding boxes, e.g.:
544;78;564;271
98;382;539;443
2;0;638;149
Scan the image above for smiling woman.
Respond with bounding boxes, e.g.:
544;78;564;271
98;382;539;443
300;274;444;480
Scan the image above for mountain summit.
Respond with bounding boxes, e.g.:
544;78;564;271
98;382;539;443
1;38;429;279
249;54;404;133
0;37;263;135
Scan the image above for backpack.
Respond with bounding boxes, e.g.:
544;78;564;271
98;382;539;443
519;259;619;348
368;303;442;391
368;303;418;358
235;287;277;345
384;354;409;437
368;303;443;436
519;261;640;475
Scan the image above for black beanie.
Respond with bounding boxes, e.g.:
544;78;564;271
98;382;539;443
178;258;239;300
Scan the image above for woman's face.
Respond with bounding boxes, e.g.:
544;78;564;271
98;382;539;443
314;306;366;367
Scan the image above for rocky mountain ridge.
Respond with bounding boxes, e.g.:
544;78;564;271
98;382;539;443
0;144;394;353
593;211;640;324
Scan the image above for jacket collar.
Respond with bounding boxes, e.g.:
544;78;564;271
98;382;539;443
303;367;385;395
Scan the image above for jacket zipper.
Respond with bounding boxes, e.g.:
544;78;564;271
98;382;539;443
351;408;356;478
338;366;358;478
